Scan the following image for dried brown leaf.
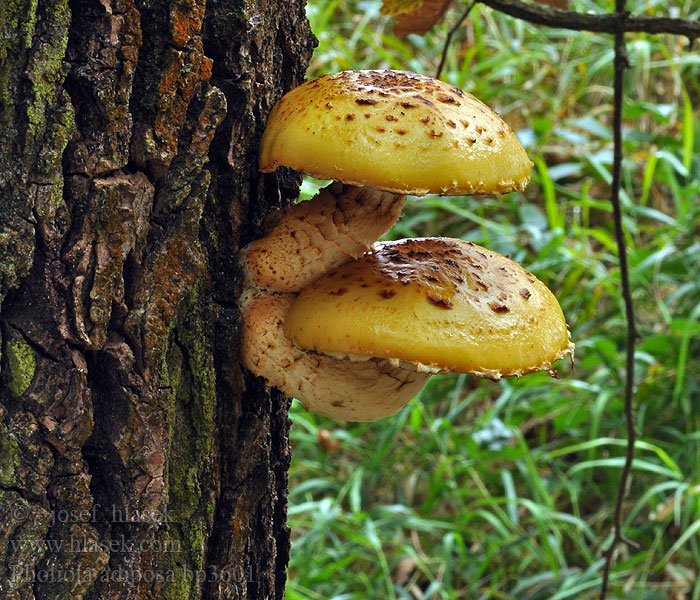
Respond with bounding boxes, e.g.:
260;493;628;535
381;0;454;36
393;556;417;587
316;428;340;452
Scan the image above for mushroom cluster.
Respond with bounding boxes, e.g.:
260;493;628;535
240;70;573;421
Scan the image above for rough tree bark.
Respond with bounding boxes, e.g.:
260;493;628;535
0;1;315;598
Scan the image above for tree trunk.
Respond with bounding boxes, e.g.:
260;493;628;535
0;1;314;598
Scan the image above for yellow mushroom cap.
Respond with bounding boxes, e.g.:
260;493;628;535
259;70;532;196
284;238;573;379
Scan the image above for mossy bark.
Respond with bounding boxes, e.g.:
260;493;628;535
0;1;315;599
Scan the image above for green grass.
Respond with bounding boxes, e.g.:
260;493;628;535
288;1;700;598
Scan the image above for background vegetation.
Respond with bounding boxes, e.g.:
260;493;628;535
286;1;700;598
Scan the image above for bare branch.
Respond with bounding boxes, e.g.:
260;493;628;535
478;0;700;39
436;1;478;78
598;12;637;595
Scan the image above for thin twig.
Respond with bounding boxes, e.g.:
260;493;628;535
598;6;636;600
478;0;699;39
436;0;478;79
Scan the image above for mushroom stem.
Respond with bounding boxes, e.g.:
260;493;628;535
240;288;429;421
241;182;405;293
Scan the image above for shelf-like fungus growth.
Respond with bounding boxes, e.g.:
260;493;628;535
240;70;570;421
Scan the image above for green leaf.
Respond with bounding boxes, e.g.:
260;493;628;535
534;156;563;231
681;85;694;173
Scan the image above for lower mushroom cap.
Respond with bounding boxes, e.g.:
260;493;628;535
284;237;574;379
240;289;429;421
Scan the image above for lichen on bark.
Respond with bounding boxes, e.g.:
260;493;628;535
0;0;73;304
4;340;35;397
155;290;218;599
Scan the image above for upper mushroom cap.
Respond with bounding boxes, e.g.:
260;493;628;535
284;237;573;379
259;70;532;196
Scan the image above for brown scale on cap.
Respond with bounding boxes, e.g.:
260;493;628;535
489;302;510;313
437;94;459;104
427;295;454;309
